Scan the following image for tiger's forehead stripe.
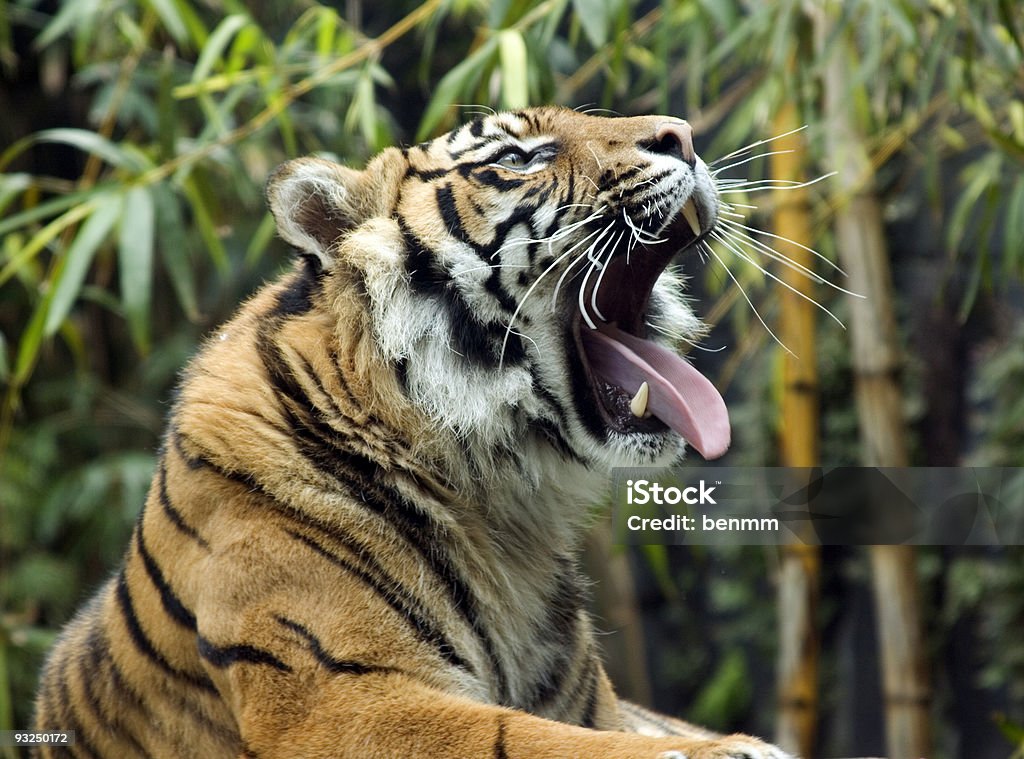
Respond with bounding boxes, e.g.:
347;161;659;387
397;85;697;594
435;112;548;158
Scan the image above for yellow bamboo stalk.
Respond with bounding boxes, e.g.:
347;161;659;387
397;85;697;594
771;100;821;759
814;5;932;758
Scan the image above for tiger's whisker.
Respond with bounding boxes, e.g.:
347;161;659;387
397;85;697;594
711;149;795;176
710;229;845;329
717;217;852;279
498;223;608;367
701;238;794;356
646;320;726;353
717;173;835;193
590;230;626;323
709;125;809;167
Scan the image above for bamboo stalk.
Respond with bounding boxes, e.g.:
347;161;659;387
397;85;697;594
815;5;932;758
771;100;821;759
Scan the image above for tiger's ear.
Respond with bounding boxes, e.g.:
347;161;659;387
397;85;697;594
266;151;405;267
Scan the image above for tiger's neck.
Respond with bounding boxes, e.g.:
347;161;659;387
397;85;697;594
178;270;605;556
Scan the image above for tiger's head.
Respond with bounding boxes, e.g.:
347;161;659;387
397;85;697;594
267;106;728;475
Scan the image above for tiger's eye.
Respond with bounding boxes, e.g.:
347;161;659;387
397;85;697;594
495;149;530;169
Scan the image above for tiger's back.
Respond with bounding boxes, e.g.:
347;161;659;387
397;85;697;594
35;106;790;759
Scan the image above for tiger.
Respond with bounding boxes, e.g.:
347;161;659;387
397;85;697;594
33;106;793;759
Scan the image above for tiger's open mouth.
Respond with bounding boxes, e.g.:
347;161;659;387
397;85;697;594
571;198;731;460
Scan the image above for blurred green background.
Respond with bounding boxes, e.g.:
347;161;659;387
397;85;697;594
1;1;1023;757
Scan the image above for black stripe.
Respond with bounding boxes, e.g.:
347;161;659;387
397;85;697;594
447;291;524;368
104;642;235;750
115;571;218;693
394;356;410;393
286;528;475;674
400;215;528;368
197;637;292;672
494;716;510;759
271;257;321;317
405;164;449;181
472;168;526;191
565;320;612;443
436;183;489;258
255;327;509;699
275;617;393;675
171;428;268;496
135;525;198;630
77;628;154;759
522;564;586;709
530;417;584;466
527;366;588;467
578;660;600;729
400;211;523;367
54;656;103;759
104;643;155;725
528;178;575;267
400;217;451;295
156;459;211;550
78;627;111;725
171;428;205;471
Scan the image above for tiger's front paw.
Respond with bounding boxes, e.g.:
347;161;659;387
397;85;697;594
658;734;796;759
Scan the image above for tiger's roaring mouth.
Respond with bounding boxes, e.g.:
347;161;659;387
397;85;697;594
572;179;731;460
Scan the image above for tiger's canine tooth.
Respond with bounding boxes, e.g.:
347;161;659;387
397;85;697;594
682;198;701;236
629;381;650;418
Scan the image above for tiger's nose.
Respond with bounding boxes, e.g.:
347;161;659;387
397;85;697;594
652;121;697;168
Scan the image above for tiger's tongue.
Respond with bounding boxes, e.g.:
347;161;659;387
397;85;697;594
580;324;731;460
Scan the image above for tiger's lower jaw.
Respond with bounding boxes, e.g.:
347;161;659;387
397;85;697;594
599;427;689;468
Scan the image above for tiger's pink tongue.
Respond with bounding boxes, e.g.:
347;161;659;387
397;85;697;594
580;324;731;460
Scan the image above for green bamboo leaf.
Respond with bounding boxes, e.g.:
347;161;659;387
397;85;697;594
118;186;155;352
1003;175;1024;279
245;213;278;270
0;200;96;289
0;330;9;383
0;128;141;174
114;10;146;49
994;712;1024;745
417;38;498;141
34;0;101;50
498;30;529;109
0;187;97;239
182;175;228;275
948;153;1001;252
315;7;340;58
13;290;48;387
227;24;263;74
571;0;610;48
170;0;209;47
346;68;378;149
193;14;251;84
0;0;10;69
142;0;188;44
152;184;197;320
44;192;124;336
0;173;31;216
